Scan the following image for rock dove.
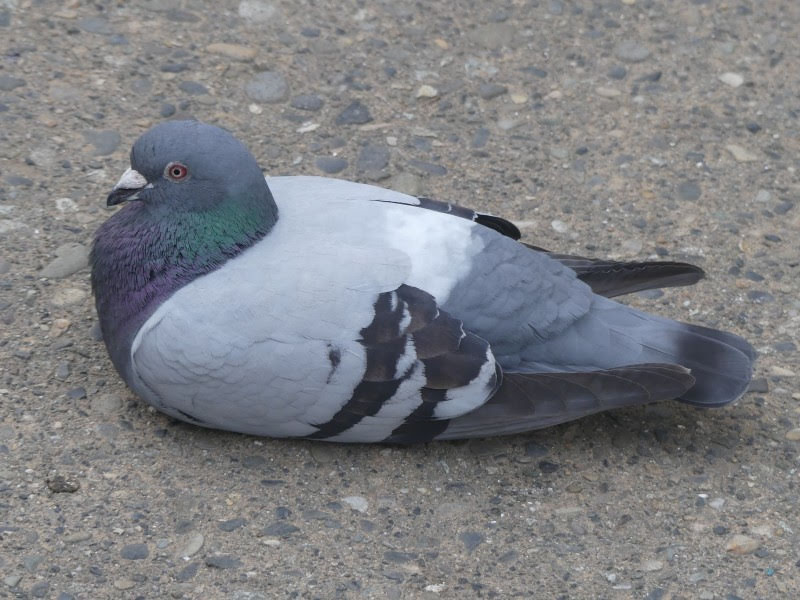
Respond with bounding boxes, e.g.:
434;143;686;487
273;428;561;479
91;120;755;443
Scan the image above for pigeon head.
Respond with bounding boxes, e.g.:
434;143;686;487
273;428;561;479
92;121;277;378
107;120;272;216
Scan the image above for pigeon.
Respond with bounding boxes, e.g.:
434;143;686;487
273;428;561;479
91;120;755;443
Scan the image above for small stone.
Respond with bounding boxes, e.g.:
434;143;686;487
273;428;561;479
63;531;92;544
23;555;41;572
388;172;421;196
523;66;548;78
608;66;627;79
238;0;277;23
551;219;569;233
178;81;208;95
50;287;87;307
3;574;22;587
746;122;761;133
478;83;507;100
751;524;772;537
83;130;121;156
296;122;319;133
40;244;89;278
160;103;176;118
524;441;549;457
678;181;702;201
416;85;439;99
335;101;372;125
719;72;744;88
5;175;33;187
207;43;257;61
114;578;136;590
747;290;774;303
510;92;528;104
175;562;199;582
51;318;71;337
55;361;70;379
291;94;324;111
754;189;772;202
468;23;516;50
774;341;796;352
747;378;769;393
408;159;446;176
459;531;485;552
769;366;795;377
120;543;149;560
596;86;621;98
315;156;348;174
726;144;758;162
356;144;390;175
165;9;199;23
785;428;800;441
726;534;759;555
262;521;300;537
131;78;152;94
218;518;247;532
91;393;123;415
472;127;490;149
55;197;78;212
77;16;113;34
615;40;651;62
30;582;50;598
342;496;369;513
46;474;80;493
205;555;243;569
245;72;288;103
29;147;59;170
539;460;559;473
175;532;204;558
161;63;189;73
642;560;663;572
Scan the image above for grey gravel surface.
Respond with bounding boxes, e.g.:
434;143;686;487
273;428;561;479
1;1;799;598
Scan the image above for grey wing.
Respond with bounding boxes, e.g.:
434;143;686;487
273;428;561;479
379;193;706;298
523;244;705;298
440;229;596;368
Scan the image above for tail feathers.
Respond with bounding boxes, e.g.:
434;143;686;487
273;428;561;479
438;363;694;440
655;321;755;407
513;313;755;410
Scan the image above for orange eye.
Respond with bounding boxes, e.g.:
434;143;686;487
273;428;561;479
165;162;189;181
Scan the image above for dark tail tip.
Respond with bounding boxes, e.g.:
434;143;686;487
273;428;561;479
675;324;755;407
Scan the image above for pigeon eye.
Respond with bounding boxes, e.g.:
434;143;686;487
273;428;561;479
165;162;189;181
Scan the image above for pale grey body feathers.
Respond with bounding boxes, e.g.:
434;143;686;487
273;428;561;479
130;177;498;441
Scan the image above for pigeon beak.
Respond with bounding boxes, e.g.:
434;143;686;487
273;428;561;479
107;167;152;206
